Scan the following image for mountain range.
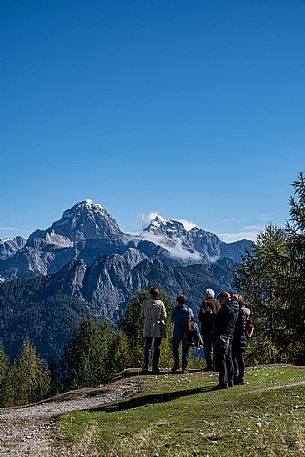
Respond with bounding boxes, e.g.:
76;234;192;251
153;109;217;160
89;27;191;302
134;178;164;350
0;200;252;360
0;199;251;279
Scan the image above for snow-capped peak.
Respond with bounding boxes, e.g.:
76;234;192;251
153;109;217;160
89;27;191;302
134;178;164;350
83;199;105;211
150;214;169;227
145;214;198;233
70;199;106;214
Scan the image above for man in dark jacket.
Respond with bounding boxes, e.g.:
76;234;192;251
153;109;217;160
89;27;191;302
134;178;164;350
198;288;220;371
213;291;239;389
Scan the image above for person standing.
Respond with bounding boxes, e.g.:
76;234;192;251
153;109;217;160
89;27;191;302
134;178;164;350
171;294;194;374
198;288;221;371
231;293;251;385
213;291;239;389
141;287;167;373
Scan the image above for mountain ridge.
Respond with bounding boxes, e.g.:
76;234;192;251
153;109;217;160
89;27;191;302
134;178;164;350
0;199;252;280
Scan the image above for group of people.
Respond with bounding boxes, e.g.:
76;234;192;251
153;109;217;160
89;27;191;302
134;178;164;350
141;287;251;389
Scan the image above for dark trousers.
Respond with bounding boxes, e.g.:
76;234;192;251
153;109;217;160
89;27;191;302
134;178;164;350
144;337;162;371
172;334;189;369
232;349;245;381
215;344;234;387
202;334;214;369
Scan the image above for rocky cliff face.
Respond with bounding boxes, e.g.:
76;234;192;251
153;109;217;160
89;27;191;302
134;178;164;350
0;236;26;260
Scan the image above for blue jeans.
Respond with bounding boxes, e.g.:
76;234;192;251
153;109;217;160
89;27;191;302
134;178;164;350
144;337;162;371
172;333;189;369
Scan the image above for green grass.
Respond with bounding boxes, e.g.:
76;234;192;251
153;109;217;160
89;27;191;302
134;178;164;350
54;366;305;456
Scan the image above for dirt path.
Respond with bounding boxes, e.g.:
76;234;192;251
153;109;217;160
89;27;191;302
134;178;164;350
0;378;144;457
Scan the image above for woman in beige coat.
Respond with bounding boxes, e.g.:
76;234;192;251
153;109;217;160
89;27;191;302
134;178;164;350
141;287;167;373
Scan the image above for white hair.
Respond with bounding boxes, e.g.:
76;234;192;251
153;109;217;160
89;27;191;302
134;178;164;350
205;288;215;299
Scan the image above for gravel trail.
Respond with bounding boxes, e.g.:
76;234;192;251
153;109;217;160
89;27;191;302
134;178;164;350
0;378;144;457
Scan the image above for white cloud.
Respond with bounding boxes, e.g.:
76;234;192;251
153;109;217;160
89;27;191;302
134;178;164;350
0;227;18;231
218;231;259;243
139;231;202;261
138;212;160;226
259;213;274;222
176;218;198;231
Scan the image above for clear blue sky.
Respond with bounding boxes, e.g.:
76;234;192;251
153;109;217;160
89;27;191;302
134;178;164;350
1;0;304;242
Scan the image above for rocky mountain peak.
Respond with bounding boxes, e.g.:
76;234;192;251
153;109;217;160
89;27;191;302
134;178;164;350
144;215;187;238
26;199;122;247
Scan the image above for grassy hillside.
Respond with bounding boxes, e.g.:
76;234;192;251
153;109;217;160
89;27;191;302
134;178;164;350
54;365;305;457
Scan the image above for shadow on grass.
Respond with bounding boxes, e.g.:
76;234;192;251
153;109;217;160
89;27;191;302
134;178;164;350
86;385;213;413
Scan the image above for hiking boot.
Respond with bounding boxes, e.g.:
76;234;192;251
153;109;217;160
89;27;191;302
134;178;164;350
141;368;149;374
235;377;245;385
152;368;160;374
171;366;180;373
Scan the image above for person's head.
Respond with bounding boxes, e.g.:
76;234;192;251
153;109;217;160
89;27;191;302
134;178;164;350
231;293;244;306
218;291;231;305
150;287;159;298
204;288;215;300
176;294;187;305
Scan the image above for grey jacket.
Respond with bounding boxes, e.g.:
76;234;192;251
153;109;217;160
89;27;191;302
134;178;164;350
141;298;167;338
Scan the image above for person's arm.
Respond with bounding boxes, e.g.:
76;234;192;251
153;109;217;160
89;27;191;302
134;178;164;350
161;302;167;320
198;306;203;322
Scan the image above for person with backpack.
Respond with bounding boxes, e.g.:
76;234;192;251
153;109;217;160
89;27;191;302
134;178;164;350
141;287;167;373
198;288;221;371
213;291;239;389
231;293;251;385
171;294;194;374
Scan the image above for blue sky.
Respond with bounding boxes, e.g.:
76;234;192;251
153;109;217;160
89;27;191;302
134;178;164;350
1;0;304;242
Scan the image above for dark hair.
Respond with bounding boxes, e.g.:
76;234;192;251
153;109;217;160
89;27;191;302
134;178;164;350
150;287;159;298
176;294;187;304
218;291;230;301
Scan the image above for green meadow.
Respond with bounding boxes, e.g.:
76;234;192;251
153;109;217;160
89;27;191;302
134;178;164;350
54;365;305;457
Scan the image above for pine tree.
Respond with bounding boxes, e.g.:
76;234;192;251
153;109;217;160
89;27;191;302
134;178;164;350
2;339;51;406
234;225;288;362
61;315;117;388
281;172;305;362
119;291;148;367
234;171;305;364
107;331;130;376
0;345;8;405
